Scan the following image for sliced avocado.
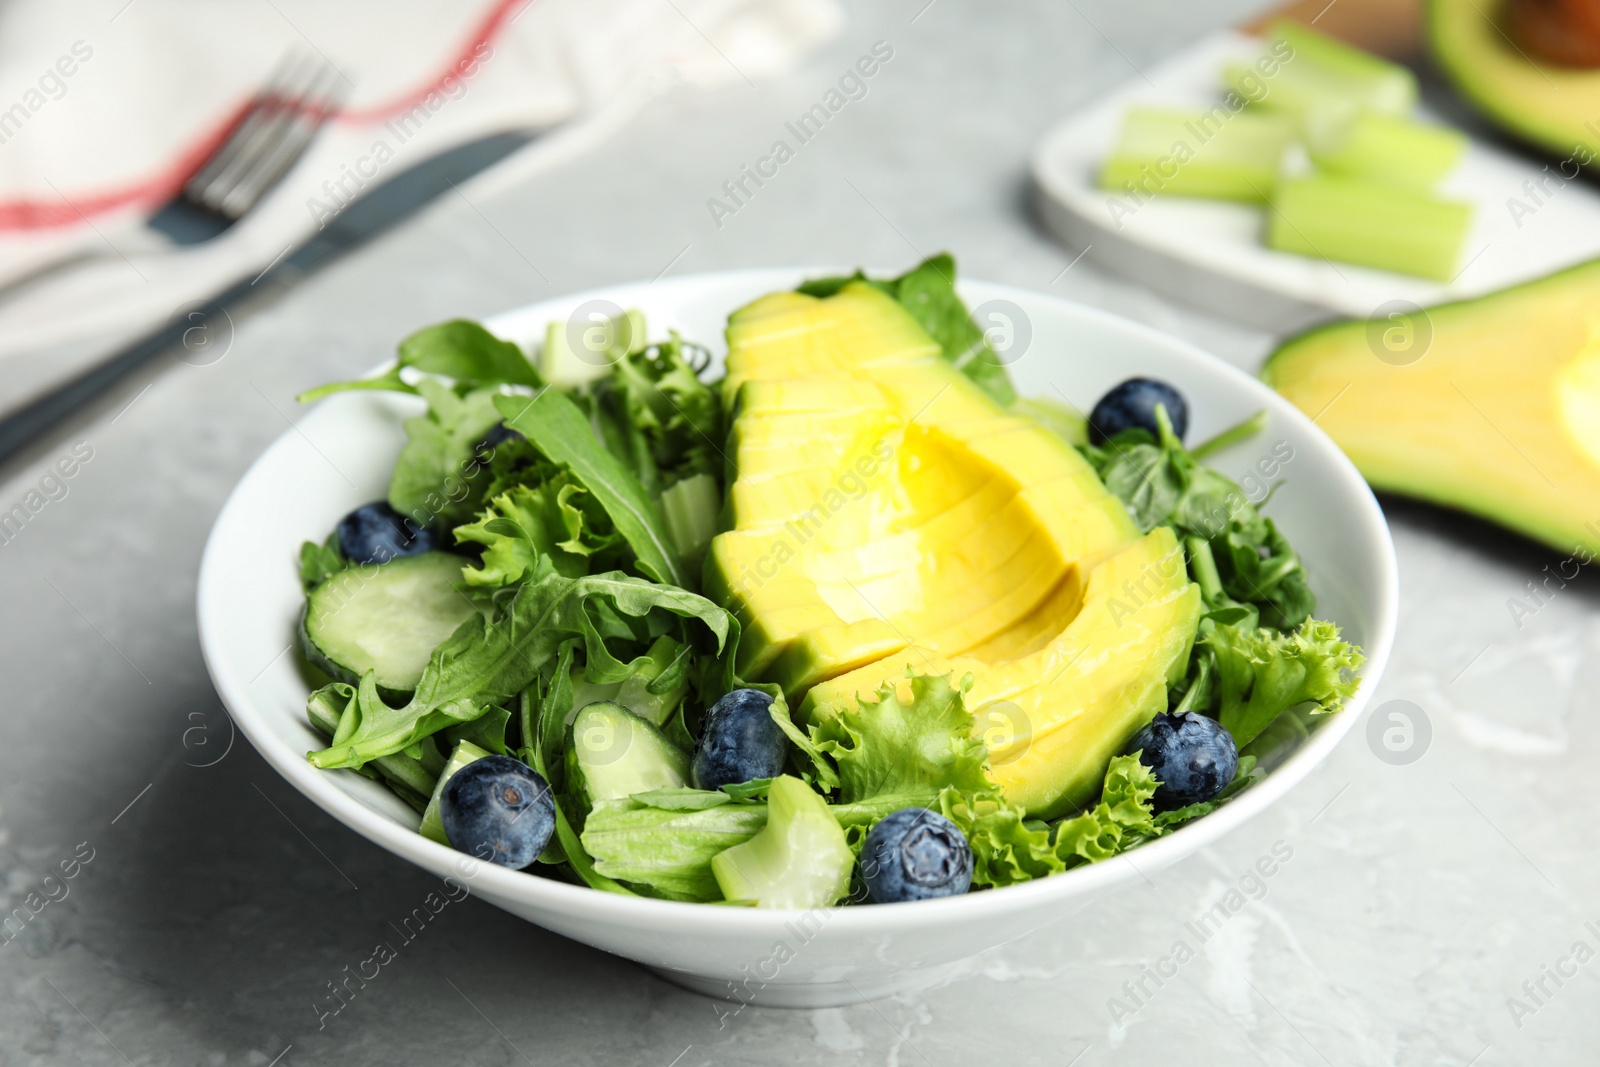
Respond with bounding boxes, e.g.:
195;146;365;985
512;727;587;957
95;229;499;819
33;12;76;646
419;740;492;844
710;776;853;908
707;282;1142;700
1263;258;1600;558
565;701;690;811
1429;0;1600;163
706;280;1201;818
803;527;1200;818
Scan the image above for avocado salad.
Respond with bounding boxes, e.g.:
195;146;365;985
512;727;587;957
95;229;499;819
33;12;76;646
294;254;1362;908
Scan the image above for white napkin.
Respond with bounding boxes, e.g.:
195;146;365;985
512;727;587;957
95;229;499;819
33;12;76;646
0;0;840;414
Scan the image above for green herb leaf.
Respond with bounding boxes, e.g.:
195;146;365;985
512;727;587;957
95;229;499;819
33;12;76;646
306;570;732;769
298;320;540;402
1207;617;1363;747
496;389;689;589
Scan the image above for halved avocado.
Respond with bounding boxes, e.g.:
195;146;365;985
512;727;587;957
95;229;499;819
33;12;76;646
705;282;1202;817
1263;257;1600;556
1429;0;1600;162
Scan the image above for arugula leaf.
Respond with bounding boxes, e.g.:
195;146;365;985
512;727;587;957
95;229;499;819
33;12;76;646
298;320;540;402
306;569;733;769
454;478;626;585
797;254;1018;406
1206;617;1363;747
808;671;992;804
387;381;506;533
496;390;689;589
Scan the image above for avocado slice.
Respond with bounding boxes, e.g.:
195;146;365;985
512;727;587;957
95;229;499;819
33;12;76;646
706;281;1201;818
1429;0;1600;164
1264;257;1600;557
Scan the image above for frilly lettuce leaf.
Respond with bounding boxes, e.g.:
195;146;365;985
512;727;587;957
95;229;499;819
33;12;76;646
807;671;992;804
937;755;1162;888
454;478;625;585
1206;617;1363;747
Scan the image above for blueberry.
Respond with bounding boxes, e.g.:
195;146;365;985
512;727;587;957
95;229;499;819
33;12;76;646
476;423;525;452
691;689;787;790
439;755;555;869
1088;378;1189;444
1125;712;1239;809
861;808;973;903
335;501;439;565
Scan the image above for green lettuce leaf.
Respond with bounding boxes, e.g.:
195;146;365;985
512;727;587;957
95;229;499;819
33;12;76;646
580;788;931;901
496;389;688;589
1206;618;1363;747
306;569;733;769
591;334;724;496
454;478;625;585
938;755;1178;889
808;671;992;805
298;319;541;401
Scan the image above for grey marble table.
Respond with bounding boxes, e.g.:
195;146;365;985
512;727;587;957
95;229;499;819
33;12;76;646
2;1;1594;1063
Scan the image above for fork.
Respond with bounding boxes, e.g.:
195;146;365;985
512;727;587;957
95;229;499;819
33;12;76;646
0;52;344;300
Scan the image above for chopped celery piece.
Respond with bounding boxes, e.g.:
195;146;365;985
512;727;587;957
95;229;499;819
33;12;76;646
1099;106;1295;203
541;308;646;386
661;472;721;568
710;776;853;908
1268;174;1473;281
1229;21;1417;127
1307;112;1467;188
419;740;492;844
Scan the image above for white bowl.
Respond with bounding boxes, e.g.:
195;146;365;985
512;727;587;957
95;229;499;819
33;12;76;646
198;270;1398;1008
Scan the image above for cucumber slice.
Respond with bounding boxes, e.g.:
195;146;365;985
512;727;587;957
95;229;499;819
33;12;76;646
1268;174;1473;281
661;472;721;569
711;776;853;908
299;551;482;695
541;308;646;386
565;701;690;811
419;740;493;844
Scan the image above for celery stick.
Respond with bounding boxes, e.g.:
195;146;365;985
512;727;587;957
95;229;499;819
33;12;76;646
1228;21;1417;126
1307;112;1467;188
1099;106;1295;203
1268;174;1473;281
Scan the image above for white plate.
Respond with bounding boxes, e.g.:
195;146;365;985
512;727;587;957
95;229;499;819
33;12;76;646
1032;31;1600;331
197;270;1398;1007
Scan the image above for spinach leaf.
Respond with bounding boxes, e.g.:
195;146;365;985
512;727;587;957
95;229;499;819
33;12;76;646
298;320;540;401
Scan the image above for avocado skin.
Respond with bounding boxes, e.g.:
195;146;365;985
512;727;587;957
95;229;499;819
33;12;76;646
1428;0;1600;164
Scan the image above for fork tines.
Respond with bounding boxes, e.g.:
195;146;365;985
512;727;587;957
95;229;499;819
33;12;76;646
183;51;345;222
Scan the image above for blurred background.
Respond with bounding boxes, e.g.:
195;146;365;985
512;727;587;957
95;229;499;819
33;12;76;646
3;0;1600;1063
